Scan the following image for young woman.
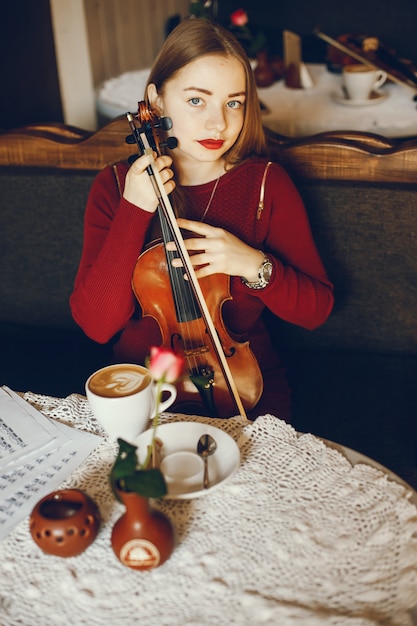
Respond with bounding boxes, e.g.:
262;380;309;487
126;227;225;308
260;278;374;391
70;18;334;421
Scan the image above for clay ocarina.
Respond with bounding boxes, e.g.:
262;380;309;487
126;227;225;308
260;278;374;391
29;489;100;557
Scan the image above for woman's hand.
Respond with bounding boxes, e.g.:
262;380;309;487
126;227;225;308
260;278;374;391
175;218;264;281
123;152;175;212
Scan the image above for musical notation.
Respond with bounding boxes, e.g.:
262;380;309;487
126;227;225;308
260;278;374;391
0;387;101;540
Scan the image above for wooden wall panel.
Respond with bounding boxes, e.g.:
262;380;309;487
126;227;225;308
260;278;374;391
84;0;190;87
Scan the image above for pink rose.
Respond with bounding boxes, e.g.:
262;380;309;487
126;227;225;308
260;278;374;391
149;346;184;383
230;8;248;27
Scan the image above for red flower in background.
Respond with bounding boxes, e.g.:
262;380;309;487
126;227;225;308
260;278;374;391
230;8;248;27
228;8;267;57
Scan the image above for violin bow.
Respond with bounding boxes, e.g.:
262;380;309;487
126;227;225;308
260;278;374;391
315;29;417;93
126;112;248;419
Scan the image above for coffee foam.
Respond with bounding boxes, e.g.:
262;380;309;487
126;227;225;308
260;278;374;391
88;365;150;398
344;64;372;73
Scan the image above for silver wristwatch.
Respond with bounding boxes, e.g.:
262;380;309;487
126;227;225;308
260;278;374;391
241;252;273;289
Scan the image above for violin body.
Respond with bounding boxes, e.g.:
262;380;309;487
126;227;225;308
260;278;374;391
132;242;263;417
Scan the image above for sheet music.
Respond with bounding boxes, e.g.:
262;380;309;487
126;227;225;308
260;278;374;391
0;387;59;468
0;386;102;541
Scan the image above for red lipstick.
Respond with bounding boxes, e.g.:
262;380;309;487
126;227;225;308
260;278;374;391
198;139;224;150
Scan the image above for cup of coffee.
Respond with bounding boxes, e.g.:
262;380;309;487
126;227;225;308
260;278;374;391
85;363;177;442
342;64;387;101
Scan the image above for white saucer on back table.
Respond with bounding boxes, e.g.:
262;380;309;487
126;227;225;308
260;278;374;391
331;89;388;106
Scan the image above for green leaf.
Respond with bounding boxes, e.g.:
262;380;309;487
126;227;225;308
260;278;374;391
123;469;167;499
110;438;167;500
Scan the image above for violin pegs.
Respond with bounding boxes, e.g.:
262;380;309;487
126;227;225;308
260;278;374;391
160;137;178;150
160;116;173;131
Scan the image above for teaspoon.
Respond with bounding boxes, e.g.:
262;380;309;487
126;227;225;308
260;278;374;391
197;434;217;489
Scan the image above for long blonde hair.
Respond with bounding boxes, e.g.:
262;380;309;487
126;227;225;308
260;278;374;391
145;18;267;166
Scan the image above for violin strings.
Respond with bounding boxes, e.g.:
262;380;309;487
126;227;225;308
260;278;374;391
157;172;222;385
159;207;205;376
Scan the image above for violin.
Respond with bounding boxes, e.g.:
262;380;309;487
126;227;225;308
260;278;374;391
126;102;263;418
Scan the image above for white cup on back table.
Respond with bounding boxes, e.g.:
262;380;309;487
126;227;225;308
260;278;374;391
85;363;177;442
342;64;387;101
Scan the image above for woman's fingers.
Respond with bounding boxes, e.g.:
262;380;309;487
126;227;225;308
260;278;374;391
123;153;175;211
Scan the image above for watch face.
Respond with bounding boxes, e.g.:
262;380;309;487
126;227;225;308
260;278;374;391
261;261;273;282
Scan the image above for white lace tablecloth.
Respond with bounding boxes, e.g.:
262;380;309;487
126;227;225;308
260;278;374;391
1;392;417;626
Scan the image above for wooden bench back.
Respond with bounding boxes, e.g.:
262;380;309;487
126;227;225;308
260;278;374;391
1;117;417;182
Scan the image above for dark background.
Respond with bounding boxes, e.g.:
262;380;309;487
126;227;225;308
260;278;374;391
216;0;417;61
1;0;417;130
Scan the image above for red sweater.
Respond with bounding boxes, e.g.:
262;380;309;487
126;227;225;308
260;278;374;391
70;157;334;420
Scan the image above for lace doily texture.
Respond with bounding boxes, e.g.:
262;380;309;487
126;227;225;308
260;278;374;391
0;392;416;626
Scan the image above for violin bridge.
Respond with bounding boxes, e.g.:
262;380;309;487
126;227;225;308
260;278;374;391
183;346;209;358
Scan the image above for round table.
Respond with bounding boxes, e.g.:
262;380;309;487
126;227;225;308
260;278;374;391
258;63;417;138
0;390;416;625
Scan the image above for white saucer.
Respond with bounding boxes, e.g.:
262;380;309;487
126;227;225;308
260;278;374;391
331;90;388;106
134;422;240;499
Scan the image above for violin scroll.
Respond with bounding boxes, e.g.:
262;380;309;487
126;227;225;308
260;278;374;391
125;103;178;164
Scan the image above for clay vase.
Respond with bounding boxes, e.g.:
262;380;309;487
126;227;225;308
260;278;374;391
254;50;275;88
111;488;175;570
29;489;100;557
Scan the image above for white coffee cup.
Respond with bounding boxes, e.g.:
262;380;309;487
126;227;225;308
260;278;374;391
342;64;387;101
85;363;177;442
